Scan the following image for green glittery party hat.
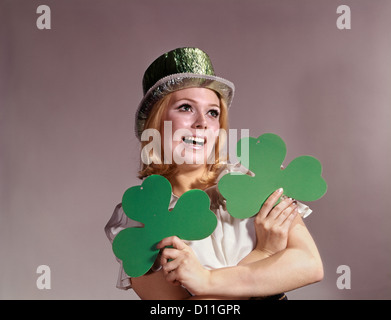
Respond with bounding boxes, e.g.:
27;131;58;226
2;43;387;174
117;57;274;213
135;47;235;139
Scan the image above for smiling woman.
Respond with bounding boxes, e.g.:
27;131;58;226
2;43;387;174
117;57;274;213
139;87;229;187
164;90;220;166
105;47;323;300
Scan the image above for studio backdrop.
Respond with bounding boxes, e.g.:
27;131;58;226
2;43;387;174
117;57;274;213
1;0;390;299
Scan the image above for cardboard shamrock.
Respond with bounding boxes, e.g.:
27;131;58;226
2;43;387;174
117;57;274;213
218;133;327;219
112;175;217;277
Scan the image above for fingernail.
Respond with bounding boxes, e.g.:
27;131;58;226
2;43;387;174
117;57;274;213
277;188;283;193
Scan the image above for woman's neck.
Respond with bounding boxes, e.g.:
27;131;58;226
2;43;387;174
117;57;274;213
170;165;208;197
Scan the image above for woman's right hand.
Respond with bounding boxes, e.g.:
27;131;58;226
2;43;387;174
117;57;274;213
253;188;298;257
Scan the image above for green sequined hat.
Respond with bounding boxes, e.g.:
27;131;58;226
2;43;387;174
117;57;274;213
135;47;235;139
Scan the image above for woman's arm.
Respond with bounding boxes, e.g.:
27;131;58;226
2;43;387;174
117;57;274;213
134;188;322;299
131;260;244;300
131;268;191;300
158;212;323;298
202;214;324;297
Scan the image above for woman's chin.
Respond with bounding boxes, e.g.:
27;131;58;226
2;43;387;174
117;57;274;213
171;141;213;165
173;154;209;166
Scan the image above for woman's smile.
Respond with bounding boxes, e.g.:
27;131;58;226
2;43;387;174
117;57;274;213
181;135;207;150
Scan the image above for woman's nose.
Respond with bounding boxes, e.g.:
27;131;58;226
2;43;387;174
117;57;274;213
192;114;208;129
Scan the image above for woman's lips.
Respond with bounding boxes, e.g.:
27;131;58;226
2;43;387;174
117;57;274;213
181;136;206;148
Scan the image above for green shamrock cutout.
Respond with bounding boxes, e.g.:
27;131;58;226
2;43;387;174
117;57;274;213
218;133;327;219
112;175;217;277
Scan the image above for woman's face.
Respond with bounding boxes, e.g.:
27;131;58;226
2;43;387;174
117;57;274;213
162;87;221;165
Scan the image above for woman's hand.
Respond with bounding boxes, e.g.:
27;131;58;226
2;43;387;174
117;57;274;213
156;236;211;296
253;188;298;257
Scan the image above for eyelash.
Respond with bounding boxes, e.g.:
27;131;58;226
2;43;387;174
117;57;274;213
177;104;192;112
208;109;220;118
177;104;220;118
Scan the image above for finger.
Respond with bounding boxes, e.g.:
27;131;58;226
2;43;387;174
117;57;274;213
172;280;182;287
156;236;187;250
162;257;181;274
160;247;180;262
279;207;298;230
156;236;176;249
274;202;297;225
160;247;182;269
285;206;298;224
267;197;294;220
165;269;180;284
258;187;284;219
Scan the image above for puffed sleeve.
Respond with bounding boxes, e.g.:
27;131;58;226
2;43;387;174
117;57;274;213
104;204;143;290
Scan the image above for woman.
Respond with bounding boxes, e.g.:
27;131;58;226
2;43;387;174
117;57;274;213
105;47;323;299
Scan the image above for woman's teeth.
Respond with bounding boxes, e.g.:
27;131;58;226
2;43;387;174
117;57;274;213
182;136;205;146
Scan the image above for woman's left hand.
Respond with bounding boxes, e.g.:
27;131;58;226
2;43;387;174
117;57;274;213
253;189;298;256
156;236;210;295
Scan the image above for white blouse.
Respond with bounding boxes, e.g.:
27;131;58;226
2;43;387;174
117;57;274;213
104;163;312;290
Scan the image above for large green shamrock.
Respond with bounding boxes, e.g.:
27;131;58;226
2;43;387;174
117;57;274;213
218;133;327;219
112;175;217;277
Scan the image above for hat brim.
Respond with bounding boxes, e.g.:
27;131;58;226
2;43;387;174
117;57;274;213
135;73;235;140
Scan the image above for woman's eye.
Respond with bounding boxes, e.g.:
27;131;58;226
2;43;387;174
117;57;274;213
208;109;220;118
178;104;192;112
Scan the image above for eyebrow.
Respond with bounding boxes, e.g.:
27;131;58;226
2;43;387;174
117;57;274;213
174;98;220;108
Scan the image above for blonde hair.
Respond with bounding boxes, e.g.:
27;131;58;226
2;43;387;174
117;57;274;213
138;90;229;187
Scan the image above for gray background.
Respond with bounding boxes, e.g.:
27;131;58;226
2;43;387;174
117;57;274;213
1;0;390;299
